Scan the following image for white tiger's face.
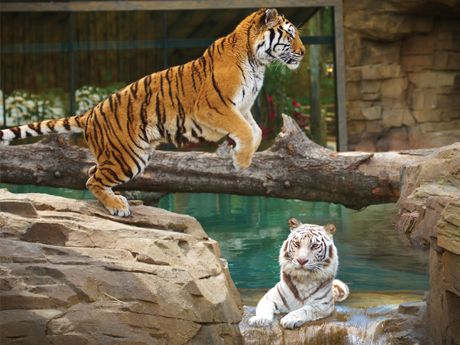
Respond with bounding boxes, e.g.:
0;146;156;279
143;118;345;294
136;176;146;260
254;9;305;70
280;222;337;272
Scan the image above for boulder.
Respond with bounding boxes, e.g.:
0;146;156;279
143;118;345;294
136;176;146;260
0;189;243;345
395;143;460;345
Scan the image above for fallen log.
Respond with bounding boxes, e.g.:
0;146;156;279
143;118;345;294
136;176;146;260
0;114;431;209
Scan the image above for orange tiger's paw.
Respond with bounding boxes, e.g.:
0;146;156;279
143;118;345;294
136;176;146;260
232;151;253;171
105;195;130;217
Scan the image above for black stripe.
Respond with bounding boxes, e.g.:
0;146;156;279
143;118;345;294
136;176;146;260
124;96;147;167
231;33;237;48
206;96;224;116
211;72;227;106
190;61;197;91
159;73;165;99
193;59;202;83
155;93;165;137
130;80;139;98
165;68;174;106
28;123;42;135
108;94;114;112
11;127;21;139
191;128;198;139
175;116;188;147
165;130;172;144
99;167;122;184
74;116;83;129
178;65;186;95
175;72;180;96
192;120;202;134
112;95;123;131
90;110;108;161
201;56;207;77
236;64;247;83
102;128;134;180
140;75;152;143
63;118;71;131
92;173;112;188
268;28;276;48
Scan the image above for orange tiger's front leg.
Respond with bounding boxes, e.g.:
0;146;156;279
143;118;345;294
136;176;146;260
230;118;255;170
196;108;255;170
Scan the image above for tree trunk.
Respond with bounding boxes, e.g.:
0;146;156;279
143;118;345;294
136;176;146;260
0;114;431;209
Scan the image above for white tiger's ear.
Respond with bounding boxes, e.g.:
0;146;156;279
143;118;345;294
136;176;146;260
324;224;336;236
288;217;301;231
263;8;278;27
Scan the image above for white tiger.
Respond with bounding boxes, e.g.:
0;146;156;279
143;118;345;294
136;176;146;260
249;218;349;329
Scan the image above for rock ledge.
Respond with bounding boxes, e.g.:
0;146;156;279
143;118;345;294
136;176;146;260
0;189;243;345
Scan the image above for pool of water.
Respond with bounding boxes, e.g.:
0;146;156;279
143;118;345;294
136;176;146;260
1;184;429;292
159;193;429;291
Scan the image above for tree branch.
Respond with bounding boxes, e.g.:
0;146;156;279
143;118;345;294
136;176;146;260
0;115;431;209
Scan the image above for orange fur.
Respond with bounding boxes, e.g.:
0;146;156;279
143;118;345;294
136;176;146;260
1;8;305;216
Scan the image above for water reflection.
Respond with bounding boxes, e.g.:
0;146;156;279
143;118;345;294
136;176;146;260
159;193;428;291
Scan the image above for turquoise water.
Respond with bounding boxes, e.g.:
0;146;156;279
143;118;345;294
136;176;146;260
1;185;429;291
159;193;429;291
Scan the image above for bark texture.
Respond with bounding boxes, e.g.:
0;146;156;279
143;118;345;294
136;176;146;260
0;115;432;209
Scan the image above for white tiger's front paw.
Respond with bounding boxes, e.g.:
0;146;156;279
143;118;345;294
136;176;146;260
280;314;306;329
248;315;274;327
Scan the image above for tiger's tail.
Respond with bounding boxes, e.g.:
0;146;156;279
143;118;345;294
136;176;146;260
332;279;350;302
0;114;86;144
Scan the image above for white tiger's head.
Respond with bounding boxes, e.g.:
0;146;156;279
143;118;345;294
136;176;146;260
248;8;305;70
279;218;338;277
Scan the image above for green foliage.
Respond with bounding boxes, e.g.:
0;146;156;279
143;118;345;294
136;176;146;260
2;90;63;126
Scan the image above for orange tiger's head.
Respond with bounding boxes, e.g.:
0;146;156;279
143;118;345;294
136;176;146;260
280;218;338;275
245;8;305;70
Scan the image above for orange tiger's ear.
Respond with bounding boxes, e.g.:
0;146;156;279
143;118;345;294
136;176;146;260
324;224;336;236
262;8;278;27
288;217;301;231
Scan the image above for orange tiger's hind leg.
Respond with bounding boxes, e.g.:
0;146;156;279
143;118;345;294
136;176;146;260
86;155;148;216
86;170;131;217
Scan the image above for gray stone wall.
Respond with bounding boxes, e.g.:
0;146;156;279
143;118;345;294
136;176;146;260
343;0;460;151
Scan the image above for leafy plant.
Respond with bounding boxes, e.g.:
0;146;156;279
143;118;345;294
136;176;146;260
75;85;111;114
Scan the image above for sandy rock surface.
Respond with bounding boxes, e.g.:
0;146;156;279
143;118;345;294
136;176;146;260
0;189;243;345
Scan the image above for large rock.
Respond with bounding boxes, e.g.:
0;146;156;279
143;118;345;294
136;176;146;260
240;298;426;345
395;143;460;345
0;189;243;345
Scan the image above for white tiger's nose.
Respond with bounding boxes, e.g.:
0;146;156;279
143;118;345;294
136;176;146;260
297;258;309;266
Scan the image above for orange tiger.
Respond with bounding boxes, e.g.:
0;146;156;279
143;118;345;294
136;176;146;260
0;8;305;216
